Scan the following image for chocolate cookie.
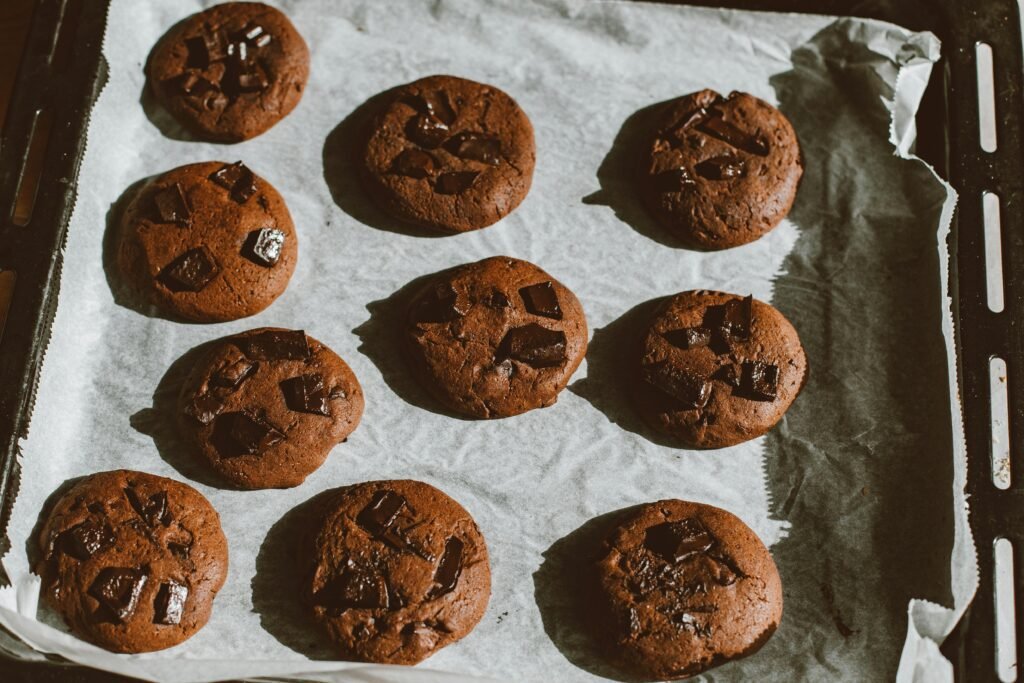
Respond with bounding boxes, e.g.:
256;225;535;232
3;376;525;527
37;470;228;653
147;2;309;142
307;480;490;664
633;291;806;448
177;328;364;489
596;500;782;679
403;256;587;418
638;89;802;249
359;75;535;233
116;161;298;323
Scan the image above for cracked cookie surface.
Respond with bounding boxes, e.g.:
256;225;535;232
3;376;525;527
178;327;364;489
402;256;587;418
37;470;228;653
307;479;490;664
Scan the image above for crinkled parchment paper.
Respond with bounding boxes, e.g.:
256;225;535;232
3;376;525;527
0;1;970;681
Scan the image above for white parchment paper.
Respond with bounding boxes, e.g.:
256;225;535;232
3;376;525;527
0;1;971;681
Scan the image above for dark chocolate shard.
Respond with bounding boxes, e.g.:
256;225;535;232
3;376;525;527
642;362;712;409
435;171;479;195
674;612;713;637
737;360;779;401
519;282;562;320
663;327;711;350
498;324;567;368
412;283;468;323
221;410;286;456
407;114;450;148
89;567;147;623
445;131;501;165
426;537;465;599
243;227;286;267
654;167;697;193
357;490;407;537
124;488;171;528
153;183;192;227
721;295;753;340
645;519;714;563
280;373;331;416
424;90;457;125
391;149;437;179
696;109;770;156
209;161;257;203
158;246;220;293
314;569;389;611
61;521;116;561
695;155;745;180
185;392;223;425
154;581;188;625
185;30;226;69
238;329;310;360
211;358;257;390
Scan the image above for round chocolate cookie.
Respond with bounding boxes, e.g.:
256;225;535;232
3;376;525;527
595;499;782;679
307;479;490;664
403;256;587;418
147;2;309;142
359;74;535;233
37;470;228;653
116;161;298;323
638;89;802;249
178;328;364;489
633;291;807;448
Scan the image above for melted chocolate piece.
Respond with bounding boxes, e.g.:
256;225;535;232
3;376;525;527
435;171;479;195
696;109;769;156
153;183;192;227
124;488;171;528
357;491;434;561
487;290;510;309
154;581;188;625
209;161;257;203
721;295;753;340
643;362;711;409
221;410;286;455
185;392;223;425
61;521;115;561
211;358;257;390
89;567;147;623
695;155;745;180
663;327;711;350
238;329;311;360
519;282;562;320
425;90;457;125
498;324;567;368
737;360;779;401
645;519;715;563
158;246;220;293
391;149;437;179
407;115;450;148
281;373;331;416
654;167;697;193
244;227;285;267
185;30;226;69
413;283;468;323
426;537;464;599
315;569;389;611
445;131;501;165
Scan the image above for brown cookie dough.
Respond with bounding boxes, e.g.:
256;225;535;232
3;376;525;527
307;480;490;664
403;256;587;418
633;291;807;448
116;161;298;323
638;89;802;249
596;500;782;679
178;328;364;489
37;470;229;653
147;2;309;142
359;75;535;233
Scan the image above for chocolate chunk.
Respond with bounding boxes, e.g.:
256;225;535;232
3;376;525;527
706;553;740;586
711;363;740;387
519;282;562;320
643;362;712;409
88;568;147;623
413;283;468;323
435;171;479;195
244;227;286;267
695;155;745;180
654;168;697;192
281;373;331;416
357;490;407;537
238;329;311;360
738;361;779;401
168;542;192;560
721;295;753;340
221;411;286;455
153;183;192;226
498;324;567;368
124;488;171;528
61;521;115;561
426;537;465;599
209;161;257;204
185;392;223;425
487;290;510;309
663;327;710;350
407;115;450;148
154;581;188;625
315;569;389;611
158;246;220;293
211;358;257;390
185;30;226;69
645;519;715;563
424;90;457;125
391;149;437;179
445;131;501;165
697;109;769;156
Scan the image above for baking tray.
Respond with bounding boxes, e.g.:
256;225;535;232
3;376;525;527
0;0;1018;681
